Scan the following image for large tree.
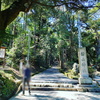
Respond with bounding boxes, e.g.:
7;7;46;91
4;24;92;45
0;0;37;32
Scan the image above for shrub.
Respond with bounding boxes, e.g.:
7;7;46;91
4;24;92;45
63;69;79;80
0;71;18;99
88;66;96;78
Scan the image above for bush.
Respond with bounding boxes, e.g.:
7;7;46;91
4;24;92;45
30;55;48;69
63;69;79;80
88;66;96;78
0;71;18;100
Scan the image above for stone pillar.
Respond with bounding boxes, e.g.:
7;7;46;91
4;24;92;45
26;59;30;67
78;47;92;85
19;60;23;75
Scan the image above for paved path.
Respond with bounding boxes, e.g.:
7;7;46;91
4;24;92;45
9;66;100;100
31;66;78;84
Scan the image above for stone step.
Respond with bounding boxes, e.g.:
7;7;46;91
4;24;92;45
30;81;78;84
88;88;100;92
25;85;100;92
93;76;100;86
24;82;77;91
29;82;75;88
24;81;100;92
25;86;77;91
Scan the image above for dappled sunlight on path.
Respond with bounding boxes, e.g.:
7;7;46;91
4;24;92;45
31;66;78;84
9;66;100;100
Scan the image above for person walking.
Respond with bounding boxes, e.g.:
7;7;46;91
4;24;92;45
22;63;31;95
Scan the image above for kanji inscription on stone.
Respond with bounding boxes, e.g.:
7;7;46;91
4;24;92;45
82;62;86;67
78;47;88;77
82;58;85;61
81;52;85;56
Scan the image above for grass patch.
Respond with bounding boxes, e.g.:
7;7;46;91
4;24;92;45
64;70;79;80
59;69;79;80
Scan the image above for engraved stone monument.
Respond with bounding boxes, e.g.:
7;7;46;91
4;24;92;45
78;47;92;85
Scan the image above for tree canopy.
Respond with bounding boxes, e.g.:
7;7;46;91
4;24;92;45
0;0;99;30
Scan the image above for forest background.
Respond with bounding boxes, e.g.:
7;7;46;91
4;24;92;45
0;0;100;99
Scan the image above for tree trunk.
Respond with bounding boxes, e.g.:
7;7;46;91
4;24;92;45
0;0;39;44
96;35;100;61
45;50;49;66
59;48;64;69
95;30;100;63
70;32;73;62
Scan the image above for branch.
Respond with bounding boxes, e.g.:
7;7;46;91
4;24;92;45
33;1;100;10
32;1;63;8
0;0;39;29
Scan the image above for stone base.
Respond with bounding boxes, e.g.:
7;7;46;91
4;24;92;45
78;84;97;87
79;77;92;85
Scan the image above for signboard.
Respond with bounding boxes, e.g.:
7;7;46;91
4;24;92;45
78;47;89;77
0;47;6;58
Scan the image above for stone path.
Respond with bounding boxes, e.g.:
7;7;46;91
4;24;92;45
31;66;78;83
9;66;100;100
10;91;100;100
26;66;78;91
